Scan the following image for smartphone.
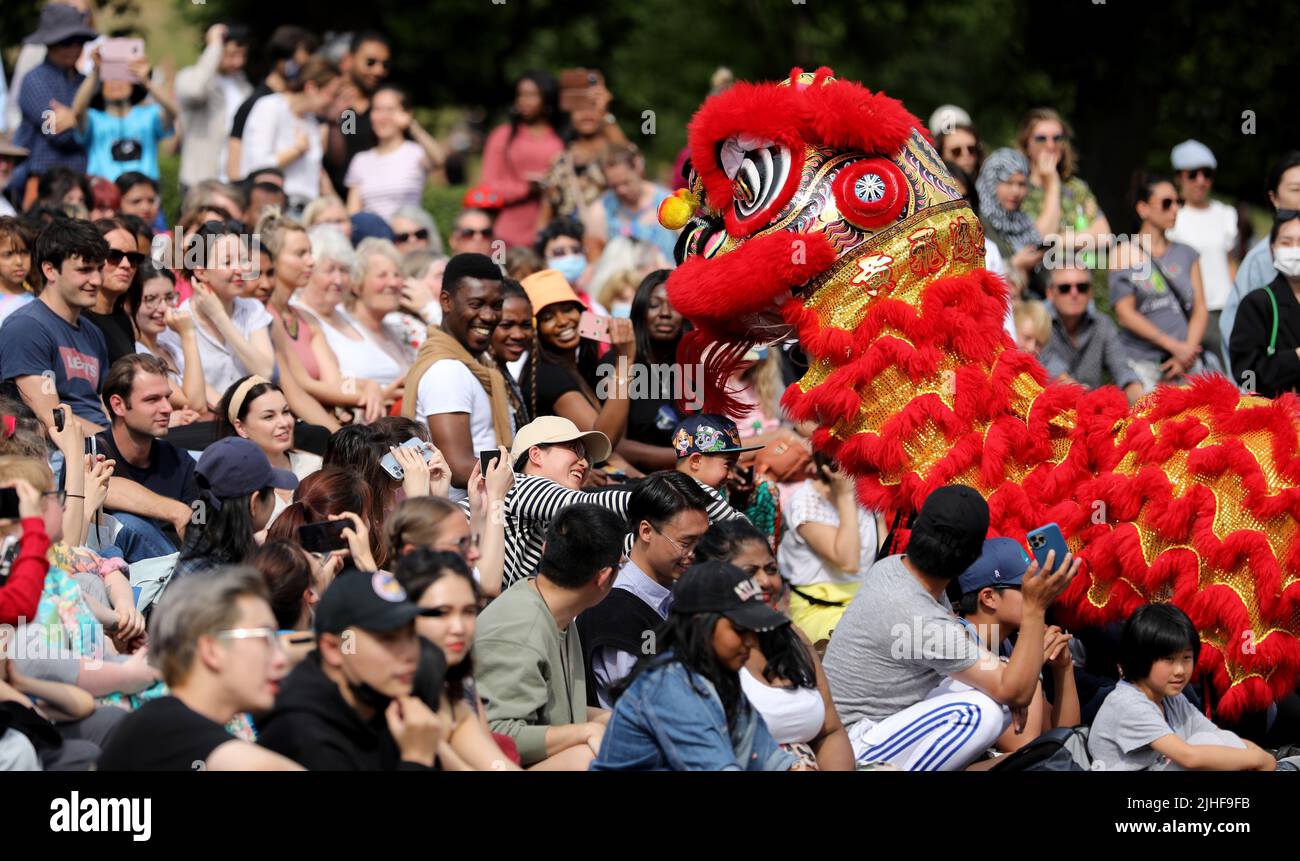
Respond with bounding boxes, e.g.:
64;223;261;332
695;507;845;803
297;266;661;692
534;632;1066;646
298;520;350;554
84;435;97;457
1026;523;1070;571
379;437;433;481
0;488;19;519
100;38;146;83
578;310;612;343
559;68;603;113
52;407;65;433
479;449;502;475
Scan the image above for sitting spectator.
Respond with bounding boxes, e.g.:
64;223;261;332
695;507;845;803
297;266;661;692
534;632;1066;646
180;178;247;228
520;269;636;469
935;116;982;179
949;538;1080;752
115;173;161;235
579;471;713;708
491;279;533;427
329;238;414;389
70;43;176;182
590;560;798;772
822;485;1078;771
302;195;353;242
174;437;297;581
447;208;495;257
174;23;251;191
1229;212;1300;398
1017;107;1110;249
241;56;342;211
777;453;879;647
83;216;141;364
34;167;92;218
0;627;103;770
267;466;384;571
321;30;392;197
257;568;446;770
404;253;510;501
95;355;199;562
582;143;678;266
0;474;50;628
504;246;543;280
1168;140;1236;363
1013;299;1050;357
250;540;341;668
345;86;444;222
1110;171;1209;391
162;219;275;395
96;568;302;771
977;148;1044;296
0;217;34;327
124;261;208;417
693;519;853;770
395;550;523;770
1088;604;1292;772
535;217;602;310
1221;152;1300;380
672;414;761;493
1039;264;1144;404
0;141;27;218
475;503;625;769
399;249;448;325
0;217;109;431
479;71;564;250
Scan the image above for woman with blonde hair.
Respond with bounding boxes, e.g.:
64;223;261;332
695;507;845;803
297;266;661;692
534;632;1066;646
1016;107;1111;248
301;194;352;242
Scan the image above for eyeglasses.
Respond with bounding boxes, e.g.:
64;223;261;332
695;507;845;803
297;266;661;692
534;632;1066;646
435;534;480;557
141;292;179;309
394;229;430;243
106;249;145;268
1182;167;1215;181
215;627;284;651
455;227;491;239
43;489;66;506
945;144;979;158
1054;281;1091;295
653;526;699;559
1156;197;1181;212
1032;133;1068;144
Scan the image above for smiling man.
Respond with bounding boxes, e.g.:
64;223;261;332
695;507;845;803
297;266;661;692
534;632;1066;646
0;218;109;432
404;252;510;502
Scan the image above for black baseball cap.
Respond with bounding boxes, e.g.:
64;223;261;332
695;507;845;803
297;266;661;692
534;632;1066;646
671;560;790;633
913;484;989;543
314;570;421;636
195;437;298;500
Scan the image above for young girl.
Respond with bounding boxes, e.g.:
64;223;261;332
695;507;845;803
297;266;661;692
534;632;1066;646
125;261;208;419
591;560;800;771
1088;604;1290;771
0;217;33;328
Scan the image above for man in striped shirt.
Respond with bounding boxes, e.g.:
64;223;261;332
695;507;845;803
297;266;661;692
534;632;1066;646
499;416;749;587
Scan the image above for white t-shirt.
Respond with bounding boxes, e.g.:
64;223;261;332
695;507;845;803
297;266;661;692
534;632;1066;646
311;305;409;388
344;141;428;220
159;297;273;395
778;479;878;586
240;93;323;200
1168;200;1237;312
414;359;503;503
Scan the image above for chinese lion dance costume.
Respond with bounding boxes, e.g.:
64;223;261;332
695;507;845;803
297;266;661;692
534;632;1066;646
661;67;1300;718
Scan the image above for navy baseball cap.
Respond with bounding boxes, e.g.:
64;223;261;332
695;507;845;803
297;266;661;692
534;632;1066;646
195;437;298;500
957;537;1032;596
671;560;789;633
672;414;764;459
315;570;421;636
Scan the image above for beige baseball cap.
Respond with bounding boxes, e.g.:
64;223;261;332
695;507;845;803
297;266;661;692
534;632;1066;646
509;416;612;468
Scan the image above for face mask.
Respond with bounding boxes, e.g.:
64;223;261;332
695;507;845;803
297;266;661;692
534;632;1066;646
547;254;587;285
348;679;394;713
1274;247;1300;278
610;301;632;319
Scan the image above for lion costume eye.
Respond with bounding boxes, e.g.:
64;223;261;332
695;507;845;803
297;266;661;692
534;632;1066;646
719;134;791;221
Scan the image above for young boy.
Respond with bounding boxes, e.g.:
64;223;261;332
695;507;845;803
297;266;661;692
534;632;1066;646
1088;603;1296;771
0;217;33;328
672;414;762;491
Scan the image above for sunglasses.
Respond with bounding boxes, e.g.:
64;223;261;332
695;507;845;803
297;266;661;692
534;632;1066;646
1032;133;1068;144
1155;197;1182;212
1055;281;1091;295
945;144;979;158
455;227;491;239
363;57;389;68
395;229;430;243
1182;167;1215;181
106;249;146;268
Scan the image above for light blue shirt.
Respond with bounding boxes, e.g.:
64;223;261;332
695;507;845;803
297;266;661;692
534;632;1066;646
591;557;672;708
1220;236;1276;382
82;103;170;181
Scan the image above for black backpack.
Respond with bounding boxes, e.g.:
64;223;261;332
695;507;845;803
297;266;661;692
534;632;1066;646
989;726;1093;771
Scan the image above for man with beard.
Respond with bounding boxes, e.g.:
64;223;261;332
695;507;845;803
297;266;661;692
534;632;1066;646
322;31;391;196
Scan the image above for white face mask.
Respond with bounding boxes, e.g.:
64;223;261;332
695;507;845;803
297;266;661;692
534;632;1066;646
1274;246;1300;278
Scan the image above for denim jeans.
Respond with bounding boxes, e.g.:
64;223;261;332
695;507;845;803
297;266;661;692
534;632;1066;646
106;512;178;564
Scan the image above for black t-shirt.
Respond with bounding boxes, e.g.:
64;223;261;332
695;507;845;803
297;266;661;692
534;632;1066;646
521;359;587;422
594;354;679;448
95;429;199;505
80;308;136;367
230;83;273;140
97;696;235;771
324;108;375;198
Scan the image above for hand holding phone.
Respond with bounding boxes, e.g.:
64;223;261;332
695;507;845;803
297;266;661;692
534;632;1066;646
379;437;433;480
100;38;146;83
479;449;502;476
297;520;350;554
578;310;612;344
52;407;65;433
1023;523;1080;610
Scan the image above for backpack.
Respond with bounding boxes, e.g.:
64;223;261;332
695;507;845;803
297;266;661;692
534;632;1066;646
988;726;1094;772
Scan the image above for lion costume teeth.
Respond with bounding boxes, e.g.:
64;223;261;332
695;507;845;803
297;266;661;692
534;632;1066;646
664;67;1300;719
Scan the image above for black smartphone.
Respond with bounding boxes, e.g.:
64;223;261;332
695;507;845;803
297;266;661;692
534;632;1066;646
84;436;97;457
0;488;19;519
479;449;502;475
52;407;65;433
297;520;350;554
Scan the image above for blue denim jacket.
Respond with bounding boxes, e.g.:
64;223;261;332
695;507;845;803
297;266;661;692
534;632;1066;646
590;654;796;771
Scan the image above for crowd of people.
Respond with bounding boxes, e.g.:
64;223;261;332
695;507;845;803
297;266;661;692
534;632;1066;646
1;2;1299;772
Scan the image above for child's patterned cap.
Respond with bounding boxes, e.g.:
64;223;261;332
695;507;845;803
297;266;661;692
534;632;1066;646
672;414;765;459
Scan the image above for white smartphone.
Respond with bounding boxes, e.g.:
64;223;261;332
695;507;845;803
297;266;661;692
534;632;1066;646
379;437;434;481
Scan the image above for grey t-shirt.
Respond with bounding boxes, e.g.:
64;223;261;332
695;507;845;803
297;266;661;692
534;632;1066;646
823;555;981;726
1088;680;1221;771
1108;242;1200;362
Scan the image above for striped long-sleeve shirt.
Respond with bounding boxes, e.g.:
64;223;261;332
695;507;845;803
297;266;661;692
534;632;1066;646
498;473;749;587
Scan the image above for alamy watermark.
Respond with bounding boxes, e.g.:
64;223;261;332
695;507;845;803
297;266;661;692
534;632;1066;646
594;356;705;411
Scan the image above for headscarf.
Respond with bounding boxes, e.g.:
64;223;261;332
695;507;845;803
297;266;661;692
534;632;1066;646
976;147;1040;252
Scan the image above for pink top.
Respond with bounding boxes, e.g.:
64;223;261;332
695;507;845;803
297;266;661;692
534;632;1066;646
480;122;564;249
270;303;321;380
